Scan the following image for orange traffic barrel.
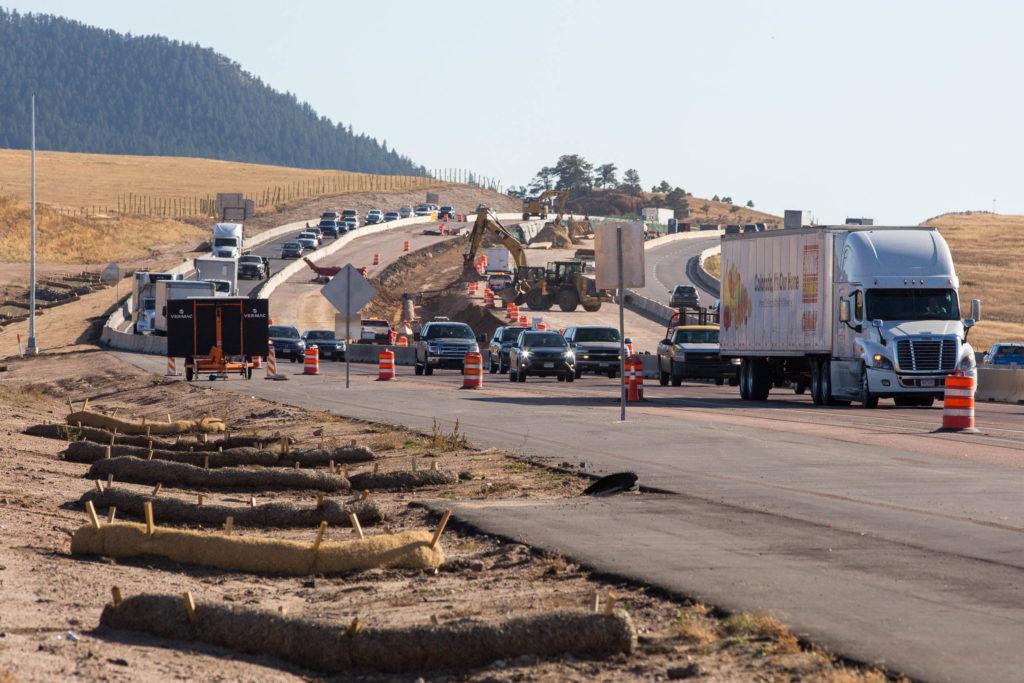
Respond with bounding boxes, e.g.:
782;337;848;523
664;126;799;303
518;315;528;326
483;288;494;307
939;373;978;432
403;240;410;252
252;355;263;369
377;349;396;381
633;355;644;400
372;253;380;265
165;356;178;377
396;335;409;347
303;346;320;375
461;352;484;389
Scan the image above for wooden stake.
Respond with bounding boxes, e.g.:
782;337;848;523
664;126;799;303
83;398;90;411
373;463;379;475
94;480;104;493
346;617;361;637
106;474;114;489
182;591;197;624
315;494;324;508
148;439;153;451
430;509;452;549
67;397;74;413
197;494;204;506
109;433;115;445
203;455;209;469
107;507;117;523
592;591;600;613
349;512;364;539
152;483;162;496
104;445;111;459
411;457;417;472
167;413;172;424
605;591;618;614
312;521;328;551
328;460;335;474
218;446;223;453
85;500;101;529
111;586;122;607
224;516;234;532
249;495;256;507
430;460;438;471
144;501;155;535
293;461;299;469
145;425;151;437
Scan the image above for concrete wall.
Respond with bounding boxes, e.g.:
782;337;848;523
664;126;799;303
691;245;721;298
976;366;1024;404
344;343;418;366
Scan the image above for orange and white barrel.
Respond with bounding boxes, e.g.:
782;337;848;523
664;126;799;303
462;352;484;389
625;339;635;356
396;335;409;347
372;253;380;265
389;330;397;345
377;349;396;381
518;315;528;326
941;373;977;432
633;355;644;400
303;346;320;375
506;303;516;320
403;240;410;252
165;356;177;377
252;356;263;369
483;288;494;307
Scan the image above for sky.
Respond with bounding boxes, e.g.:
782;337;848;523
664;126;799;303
8;0;1024;223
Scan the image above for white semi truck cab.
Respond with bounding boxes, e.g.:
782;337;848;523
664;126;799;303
212;223;244;259
719;226;980;408
132;271;181;334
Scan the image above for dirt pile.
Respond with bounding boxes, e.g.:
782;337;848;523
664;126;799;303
533;221;575;248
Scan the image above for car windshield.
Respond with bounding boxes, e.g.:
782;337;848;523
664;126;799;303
319;221;335;227
425;324;474;340
574;328;620;342
305;331;335;340
212;281;230;293
495;327;523;343
240;256;260;264
342;210;357;217
673;329;719;344
299;232;315;238
866;288;960;321
269;325;299;339
362;320;389;327
522;333;567;349
284;242;299;249
994;345;1024;356
441;206;452;211
213;238;237;246
674;286;695;295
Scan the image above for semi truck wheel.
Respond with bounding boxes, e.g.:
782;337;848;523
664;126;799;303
739;360;751;400
582;302;602;312
860;366;879;408
749;359;771;401
810;361;825;405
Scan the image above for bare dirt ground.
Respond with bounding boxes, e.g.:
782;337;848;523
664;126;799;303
0;352;890;682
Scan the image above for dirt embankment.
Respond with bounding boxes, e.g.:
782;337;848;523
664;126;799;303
0;351;891;681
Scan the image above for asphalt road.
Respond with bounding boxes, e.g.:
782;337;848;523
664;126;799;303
119;351;1024;682
632;232;722;306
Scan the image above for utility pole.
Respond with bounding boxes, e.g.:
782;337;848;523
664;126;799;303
27;94;38;355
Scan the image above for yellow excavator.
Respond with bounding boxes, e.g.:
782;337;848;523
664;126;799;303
522;189;568;220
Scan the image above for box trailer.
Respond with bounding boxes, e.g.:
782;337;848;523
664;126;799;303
154;280;217;335
720;226;981;407
642;207;674;224
194;256;238;295
484;247;512;273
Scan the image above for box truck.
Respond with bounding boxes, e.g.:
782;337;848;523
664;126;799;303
642;207;675;224
719;226;981;407
211;223;244;259
132;271;181;334
194;256;238;295
154;280;217;335
484;247;512;274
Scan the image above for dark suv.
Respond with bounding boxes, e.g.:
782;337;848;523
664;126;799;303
508;330;575;382
438;205;455;220
487;325;533;374
563;325;621;378
268;324;306;361
669;284;700;309
302;329;345;360
318;220;340;238
414;321;480;376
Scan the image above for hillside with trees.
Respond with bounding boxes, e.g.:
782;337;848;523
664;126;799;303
0;9;423;175
509;154;778;225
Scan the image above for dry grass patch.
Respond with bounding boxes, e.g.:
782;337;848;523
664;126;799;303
704;252;721;279
0;194;204;263
925;212;1024;350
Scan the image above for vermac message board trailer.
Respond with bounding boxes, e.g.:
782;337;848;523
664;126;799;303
720;226;980;407
167;297;269;380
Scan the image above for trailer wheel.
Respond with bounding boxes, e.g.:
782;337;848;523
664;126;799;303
739;360;751;400
749;359;771;401
794;381;807;395
582;302;602;312
715;377;725;386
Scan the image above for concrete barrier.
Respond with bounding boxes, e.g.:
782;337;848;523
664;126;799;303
344;344;417;366
690;245;721;298
621;291;676;327
976;366;1024;404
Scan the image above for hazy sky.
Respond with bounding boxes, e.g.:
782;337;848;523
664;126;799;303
9;0;1024;223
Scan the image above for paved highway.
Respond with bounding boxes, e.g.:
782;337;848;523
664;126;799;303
632;232;722;306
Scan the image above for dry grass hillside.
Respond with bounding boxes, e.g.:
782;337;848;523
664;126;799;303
569;189;779;226
924;212;1024;351
0;194;205;264
0;148;440;214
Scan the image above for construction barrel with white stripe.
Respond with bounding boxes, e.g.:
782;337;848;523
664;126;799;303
626;357;640;402
633;355;644;400
252;355;263;369
461;351;484;389
483;288;494;307
372;253;380;265
165;356;177;377
940;373;978;432
403;240;410;252
396;335;409;347
266;344;278;379
377;349;396;381
303;346;320;375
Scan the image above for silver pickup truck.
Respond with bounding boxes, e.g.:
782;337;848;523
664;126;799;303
414;320;481;376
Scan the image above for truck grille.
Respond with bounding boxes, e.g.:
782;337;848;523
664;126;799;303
895;338;957;372
437;342;473;358
684;352;722;366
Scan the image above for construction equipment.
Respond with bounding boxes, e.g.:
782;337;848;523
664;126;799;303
462;211;529;282
522;190;567;220
303;257;341;283
522;260;611;313
166;297;268;381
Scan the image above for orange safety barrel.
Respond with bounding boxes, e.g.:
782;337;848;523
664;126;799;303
372;253;380;265
396;335;409;347
377;349;396;381
303;346;320;375
462;351;484;389
940;373;977;432
403;240;410;252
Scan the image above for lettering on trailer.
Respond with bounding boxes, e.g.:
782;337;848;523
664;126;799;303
801;244;820;334
754;273;800;293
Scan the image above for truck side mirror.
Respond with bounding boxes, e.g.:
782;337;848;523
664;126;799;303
970;298;982;322
838;299;851;323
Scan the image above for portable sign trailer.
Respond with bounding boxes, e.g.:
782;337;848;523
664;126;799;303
166;297;269;381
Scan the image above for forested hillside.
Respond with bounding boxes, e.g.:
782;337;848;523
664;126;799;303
0;8;423;174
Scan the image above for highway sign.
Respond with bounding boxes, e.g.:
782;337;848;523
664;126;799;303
100;262;121;286
594;222;646;290
320;264;377;316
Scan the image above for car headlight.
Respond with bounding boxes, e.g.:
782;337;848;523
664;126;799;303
427;343;439;352
958;354;976;371
730;357;742;365
470;343;479;352
870;353;893;370
563;351;574;359
520;350;530;359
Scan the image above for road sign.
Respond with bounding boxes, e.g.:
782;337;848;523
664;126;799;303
100;262;121;286
334;313;361;341
594;222;646;290
320;264;377;316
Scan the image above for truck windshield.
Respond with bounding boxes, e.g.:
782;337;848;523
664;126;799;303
866;288;959;321
425;324;474;340
522;333;567;349
269;326;299;339
213;238;237;246
305;331;335;340
673;329;719;344
143;299;156;311
574;328;620;342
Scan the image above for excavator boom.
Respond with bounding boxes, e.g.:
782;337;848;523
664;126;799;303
462;210;528;280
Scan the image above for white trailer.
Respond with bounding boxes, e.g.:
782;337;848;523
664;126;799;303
132;271;180;334
154;280;217;335
212;223;244;259
642;207;674;224
720;226;981;407
194;256;238;295
484;247;512;273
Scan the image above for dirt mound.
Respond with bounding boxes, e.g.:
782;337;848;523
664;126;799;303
533;222;574;248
